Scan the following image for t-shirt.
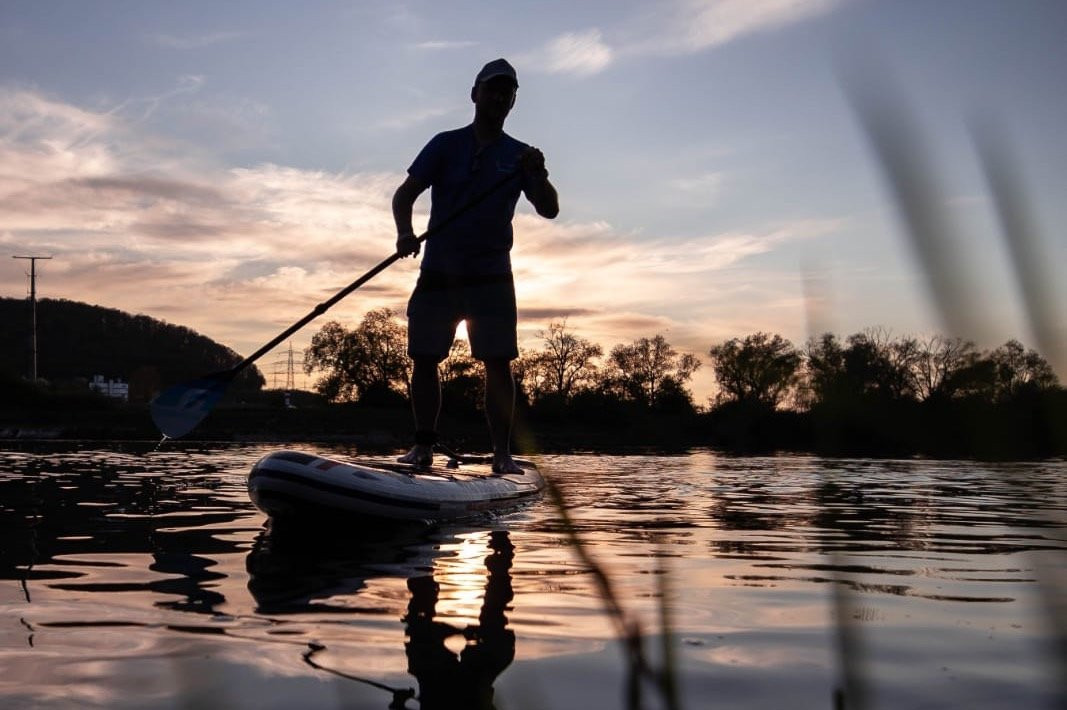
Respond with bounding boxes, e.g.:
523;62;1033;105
408;124;529;275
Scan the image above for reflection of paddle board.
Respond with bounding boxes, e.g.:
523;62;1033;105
246;517;443;614
248;451;544;522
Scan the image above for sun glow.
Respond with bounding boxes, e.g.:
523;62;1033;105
430;532;492;626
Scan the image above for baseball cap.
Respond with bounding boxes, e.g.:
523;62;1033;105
475;58;518;87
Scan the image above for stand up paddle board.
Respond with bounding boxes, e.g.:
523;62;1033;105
248;450;544;523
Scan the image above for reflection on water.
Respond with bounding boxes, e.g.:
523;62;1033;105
402;531;514;710
246;519;440;617
249;523;517;709
0;443;1064;709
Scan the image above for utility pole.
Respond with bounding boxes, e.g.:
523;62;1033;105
13;255;52;382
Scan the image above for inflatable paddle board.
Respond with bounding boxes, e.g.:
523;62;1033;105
248;450;544;523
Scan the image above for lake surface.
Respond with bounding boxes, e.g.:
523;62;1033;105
1;443;1064;709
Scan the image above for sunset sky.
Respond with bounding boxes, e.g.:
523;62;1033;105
3;0;1065;400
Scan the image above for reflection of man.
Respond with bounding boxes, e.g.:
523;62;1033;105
393;58;559;474
403;531;516;709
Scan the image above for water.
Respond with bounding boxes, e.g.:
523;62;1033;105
1;444;1064;709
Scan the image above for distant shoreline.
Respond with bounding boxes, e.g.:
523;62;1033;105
3;398;1065;461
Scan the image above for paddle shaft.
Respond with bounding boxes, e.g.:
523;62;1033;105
229;170;520;377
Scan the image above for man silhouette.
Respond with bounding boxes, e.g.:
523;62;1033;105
393;58;559;474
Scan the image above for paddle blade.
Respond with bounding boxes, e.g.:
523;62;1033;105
150;374;231;439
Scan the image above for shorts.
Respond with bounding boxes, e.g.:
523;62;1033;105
406;270;518;362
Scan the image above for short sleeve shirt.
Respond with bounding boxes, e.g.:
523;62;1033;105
408;125;529;275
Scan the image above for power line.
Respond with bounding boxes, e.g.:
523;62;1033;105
13;255;53;381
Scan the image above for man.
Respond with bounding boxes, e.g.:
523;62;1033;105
392;58;559;474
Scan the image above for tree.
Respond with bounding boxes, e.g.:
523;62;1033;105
804;329;922;404
303;309;410;403
511;348;541;400
603;335;700;408
525;320;602;402
803;332;847;405
709;332;801;409
913;335;979;401
439;339;484;414
841;329;920;401
988;339;1058;399
925;339;1058;403
882;333;923;400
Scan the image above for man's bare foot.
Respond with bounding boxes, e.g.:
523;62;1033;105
491;452;523;475
398;444;433;467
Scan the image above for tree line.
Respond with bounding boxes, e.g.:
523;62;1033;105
710;329;1058;410
3;296;1060;456
708;330;1064;458
304;311;1066;457
303;309;702;415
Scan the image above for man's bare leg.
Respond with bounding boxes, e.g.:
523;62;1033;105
483;358;522;474
398;357;440;466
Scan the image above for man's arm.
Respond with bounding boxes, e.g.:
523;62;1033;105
393;174;429;257
520;147;559;219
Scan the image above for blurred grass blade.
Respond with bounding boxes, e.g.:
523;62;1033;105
971;120;1067;689
803;260;868;709
969;117;1066;376
830;555;869;710
842;63;987;343
655;550;681;710
544;474;679;710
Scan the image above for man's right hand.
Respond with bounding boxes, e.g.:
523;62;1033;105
396;232;420;258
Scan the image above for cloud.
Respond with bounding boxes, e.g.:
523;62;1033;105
162;94;274;153
0;87;412;343
372;104;461;131
540;29;614;76
667;171;727;208
672;171;725;192
643;0;843;55
513;214;837;289
589;312;678;338
110;74;206;123
0;80;236;186
518;306;599;320
509;213;841;376
412;40;478;51
0;87;838;399
0;89;118;188
147;31;246;50
521;1;843;77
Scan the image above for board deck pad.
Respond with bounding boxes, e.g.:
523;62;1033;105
248;450;544;522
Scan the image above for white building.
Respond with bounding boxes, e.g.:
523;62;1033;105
90;375;129;402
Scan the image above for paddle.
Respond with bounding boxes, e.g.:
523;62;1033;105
151;169;521;439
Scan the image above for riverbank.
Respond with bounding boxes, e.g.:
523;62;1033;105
0;401;705;454
4;390;1065;459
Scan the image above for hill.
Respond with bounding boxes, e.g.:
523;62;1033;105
0;297;264;400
